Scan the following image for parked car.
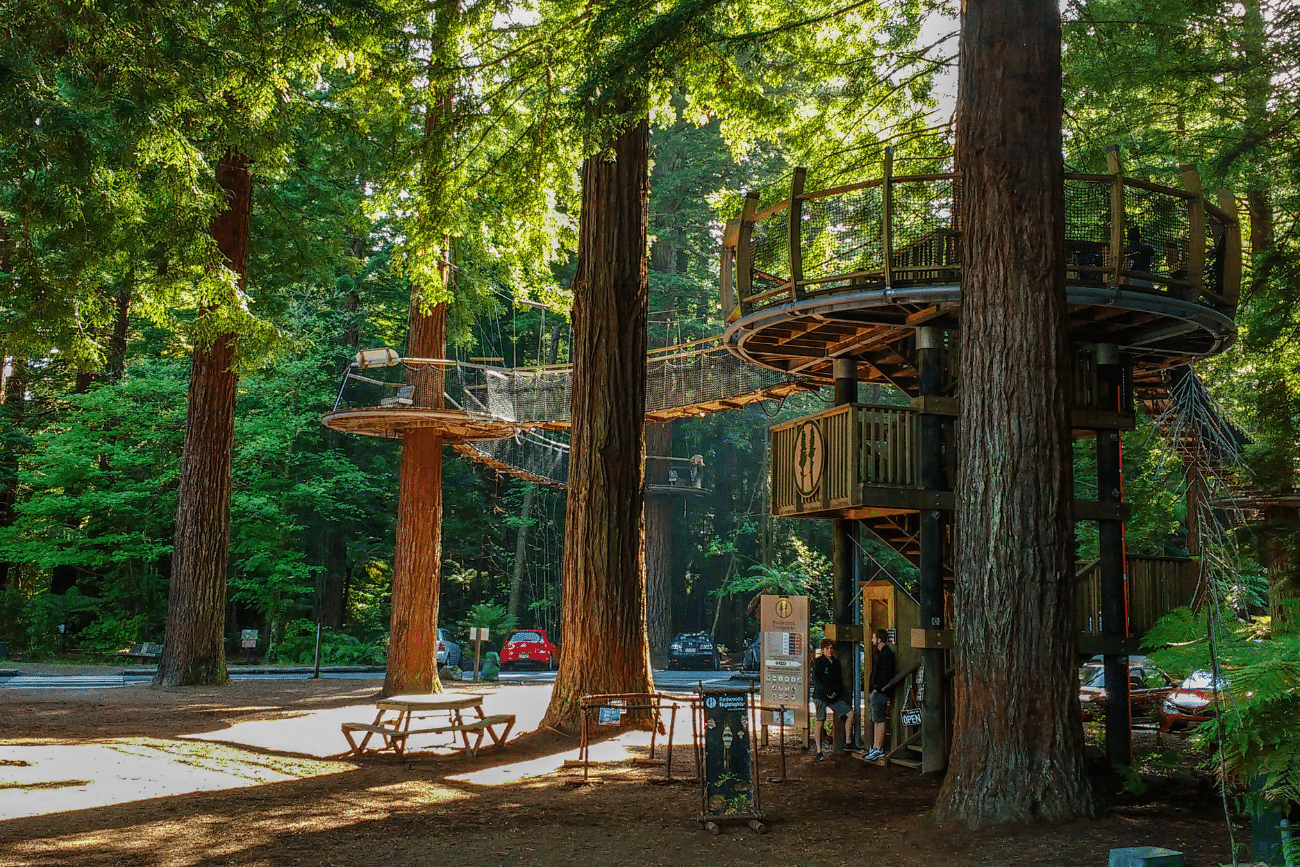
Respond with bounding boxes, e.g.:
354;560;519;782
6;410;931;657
437;627;462;668
499;629;558;670
668;632;721;671
1159;669;1230;732
1077;657;1174;722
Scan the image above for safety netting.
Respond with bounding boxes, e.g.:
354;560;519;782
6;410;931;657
331;337;816;486
800;182;885;288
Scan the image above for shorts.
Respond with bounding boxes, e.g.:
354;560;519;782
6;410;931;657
869;691;889;723
814;697;850;721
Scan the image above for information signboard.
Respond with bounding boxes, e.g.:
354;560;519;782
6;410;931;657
240;629;258;649
759;594;809;732
700;690;757;819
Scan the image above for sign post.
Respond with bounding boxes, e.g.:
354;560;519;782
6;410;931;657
759;594;810;745
240;629;258;664
470;627;490;680
698;689;764;834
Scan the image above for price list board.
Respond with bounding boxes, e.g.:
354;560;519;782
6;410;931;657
759;594;809;733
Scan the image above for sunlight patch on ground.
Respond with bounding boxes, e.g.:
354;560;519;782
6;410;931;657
0;738;351;820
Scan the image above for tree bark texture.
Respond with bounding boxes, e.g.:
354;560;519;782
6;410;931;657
934;0;1092;825
541;118;653;731
645;421;673;669
383;300;447;696
507;482;536;622
0;358;25;591
155;149;249;687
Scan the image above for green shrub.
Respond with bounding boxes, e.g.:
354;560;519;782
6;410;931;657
276;620;387;666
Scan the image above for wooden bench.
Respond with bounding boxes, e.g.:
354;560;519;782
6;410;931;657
116;642;163;661
342;713;516;758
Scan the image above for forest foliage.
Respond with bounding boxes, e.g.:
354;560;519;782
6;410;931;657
0;0;1297;776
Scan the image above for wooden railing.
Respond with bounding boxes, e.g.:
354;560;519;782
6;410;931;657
721;148;1241;323
1075;556;1200;640
770;403;922;516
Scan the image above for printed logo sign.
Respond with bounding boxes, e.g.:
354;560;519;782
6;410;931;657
792;420;825;497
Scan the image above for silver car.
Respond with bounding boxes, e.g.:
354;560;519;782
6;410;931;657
436;627;462;668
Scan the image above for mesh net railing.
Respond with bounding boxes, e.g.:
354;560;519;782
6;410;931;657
890;176;961;283
1123;182;1194;291
332;360;505;416
800;183;886;288
333;339;812;427
458;429;571;488
749;212;791;296
737;172;1227;312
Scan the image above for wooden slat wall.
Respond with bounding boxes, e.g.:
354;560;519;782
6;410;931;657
1075;556;1198;639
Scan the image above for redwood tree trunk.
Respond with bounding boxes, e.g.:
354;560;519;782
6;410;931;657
541;116;653;731
382;299;447;696
644;421;673;669
155;149;249;687
507;482;536;622
934;0;1091;825
0;358;25;591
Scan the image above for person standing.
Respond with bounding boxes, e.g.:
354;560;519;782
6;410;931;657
863;629;896;761
810;638;857;761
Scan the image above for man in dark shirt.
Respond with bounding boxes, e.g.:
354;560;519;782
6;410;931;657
863;629;896;761
810;638;857;761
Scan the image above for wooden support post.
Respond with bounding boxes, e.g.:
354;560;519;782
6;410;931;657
1181;165;1206;301
882;148;895;288
832;357;858;751
1216;191;1242;310
1107;146;1126;288
790;168;806;300
721;219;738;319
1095;343;1132;767
916;324;949;774
737;192;760;316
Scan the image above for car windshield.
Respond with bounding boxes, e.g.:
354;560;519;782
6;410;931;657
1081;666;1107;688
1182;670;1229;690
510;631;543;643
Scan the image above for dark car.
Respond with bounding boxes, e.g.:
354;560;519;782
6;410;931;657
499;629;558;670
1077;658;1174;722
668;632;720;671
1159;669;1230;732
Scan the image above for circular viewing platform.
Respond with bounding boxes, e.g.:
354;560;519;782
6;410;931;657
720;153;1241;391
321;358;520;443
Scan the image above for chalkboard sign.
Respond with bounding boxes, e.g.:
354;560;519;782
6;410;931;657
700;690;757;819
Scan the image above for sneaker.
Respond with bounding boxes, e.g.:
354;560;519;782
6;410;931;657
841;744;862;754
863;748;884;761
814;752;825;762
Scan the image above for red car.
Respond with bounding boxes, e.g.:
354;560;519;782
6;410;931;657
500;629;558;670
1077;658;1174;722
1159;669;1230;732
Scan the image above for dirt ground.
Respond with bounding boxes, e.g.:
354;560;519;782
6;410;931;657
0;666;1248;867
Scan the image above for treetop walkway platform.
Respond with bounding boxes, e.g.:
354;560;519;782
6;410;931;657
720;149;1241;390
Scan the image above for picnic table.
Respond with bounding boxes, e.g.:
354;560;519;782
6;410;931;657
341;692;515;758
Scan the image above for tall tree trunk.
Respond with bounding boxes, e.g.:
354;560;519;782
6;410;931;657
107;270;132;383
383;298;447;696
0;358;25;591
155;149;249;687
380;0;460;697
507;482;536;622
934;0;1091;826
541;115;653;731
644;421;673;668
